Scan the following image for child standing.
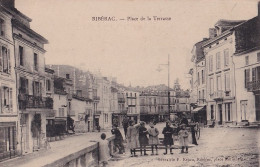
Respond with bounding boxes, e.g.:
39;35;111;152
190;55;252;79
99;133;110;167
139;121;149;156
148;123;159;155
178;124;189;154
162;121;174;155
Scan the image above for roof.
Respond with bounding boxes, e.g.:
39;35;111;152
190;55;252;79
214;19;245;27
233;17;260;55
12;19;48;44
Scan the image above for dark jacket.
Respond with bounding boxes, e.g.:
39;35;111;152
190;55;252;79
111;128;123;143
139;126;149;146
162;126;174;145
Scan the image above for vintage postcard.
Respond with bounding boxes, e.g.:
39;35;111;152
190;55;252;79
0;0;259;166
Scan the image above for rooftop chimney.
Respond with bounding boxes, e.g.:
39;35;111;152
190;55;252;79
66;74;70;79
209;28;217;39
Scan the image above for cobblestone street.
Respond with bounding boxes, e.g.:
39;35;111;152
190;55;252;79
109;124;260;167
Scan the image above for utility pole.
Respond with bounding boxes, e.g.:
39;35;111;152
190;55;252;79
157;54;171;121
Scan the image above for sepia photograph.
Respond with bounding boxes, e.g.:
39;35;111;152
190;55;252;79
0;0;260;166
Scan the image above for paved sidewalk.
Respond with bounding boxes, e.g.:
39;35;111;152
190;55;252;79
0;130;114;167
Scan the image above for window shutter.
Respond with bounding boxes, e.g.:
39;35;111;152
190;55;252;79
7;49;10;74
252;68;256;82
0;46;2;72
245;69;250;88
26;79;29;94
32;81;35;96
9;88;12;112
0;87;2;113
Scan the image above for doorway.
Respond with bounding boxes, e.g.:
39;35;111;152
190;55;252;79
218;104;223;124
255;95;260;121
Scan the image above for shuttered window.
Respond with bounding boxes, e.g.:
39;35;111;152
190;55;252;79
225;73;230;91
1;46;10;74
224;49;229;67
245;69;250;88
216;52;221;70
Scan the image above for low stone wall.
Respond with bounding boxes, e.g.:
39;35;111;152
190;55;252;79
44;135;116;167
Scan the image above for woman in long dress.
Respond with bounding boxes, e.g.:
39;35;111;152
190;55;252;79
126;120;140;157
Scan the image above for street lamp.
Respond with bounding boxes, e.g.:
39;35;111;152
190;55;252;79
157;55;170;121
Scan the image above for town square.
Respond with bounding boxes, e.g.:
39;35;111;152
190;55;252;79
0;0;260;166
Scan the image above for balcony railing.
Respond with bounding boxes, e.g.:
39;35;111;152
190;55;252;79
247;80;260;92
118;98;125;103
211;91;224;100
93;96;100;102
18;94;53;109
95;110;102;115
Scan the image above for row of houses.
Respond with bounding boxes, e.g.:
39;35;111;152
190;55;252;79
139;81;191;123
189;2;260;126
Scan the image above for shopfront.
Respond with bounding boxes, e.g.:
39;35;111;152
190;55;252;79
0;122;17;161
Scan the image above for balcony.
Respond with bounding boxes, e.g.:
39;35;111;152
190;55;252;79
118;98;125;103
18;94;53;109
247;80;260;92
212;91;224;101
93;96;100;102
95;110;102;115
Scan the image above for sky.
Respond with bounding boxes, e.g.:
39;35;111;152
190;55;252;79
15;0;258;89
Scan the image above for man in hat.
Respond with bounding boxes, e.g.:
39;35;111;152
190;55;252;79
162;121;174;154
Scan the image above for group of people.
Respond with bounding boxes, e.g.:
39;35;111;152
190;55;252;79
111;115;199;157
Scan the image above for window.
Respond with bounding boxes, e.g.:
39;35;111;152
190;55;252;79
216;52;221;70
34;53;38;71
202;90;205;101
202;70;204;84
197;72;200;85
245;56;249;66
225;103;231;121
0;19;4;36
217;76;221;91
257;52;260;62
210;78;214;94
224;73;230;91
19;77;28;94
0;46;10;74
244;69;250;88
224;49;229;67
58;108;65;117
33;81;42;97
211;105;214;119
209;55;213;72
198;91;201;100
46;79;51;91
252;67;256;82
1;87;13;113
19;46;24;66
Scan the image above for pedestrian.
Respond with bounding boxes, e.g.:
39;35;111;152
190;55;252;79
139;121;149;156
148;122;159;155
178;124;189;154
190;122;198;145
162;121;174;155
99;133;110;167
180;115;189;126
126;120;140;157
122;115;129;138
111;124;125;154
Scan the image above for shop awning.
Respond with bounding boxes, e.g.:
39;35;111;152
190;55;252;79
191;106;206;113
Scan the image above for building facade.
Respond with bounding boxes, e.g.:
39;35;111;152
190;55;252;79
0;1;18;160
203;20;245;126
12;4;50;154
